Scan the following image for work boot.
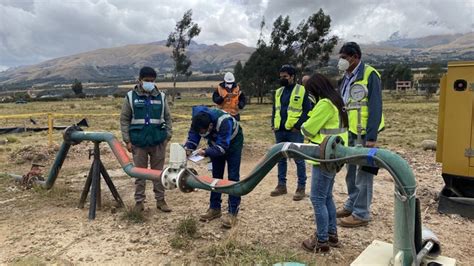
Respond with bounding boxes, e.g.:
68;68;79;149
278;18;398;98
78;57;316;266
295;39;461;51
221;213;238;229
336;208;352;218
293;187;305;201
134;201;144;212
301;234;330;253
328;233;340;248
339;215;369;228
270;185;287;197
156;200;171;212
199;208;222;222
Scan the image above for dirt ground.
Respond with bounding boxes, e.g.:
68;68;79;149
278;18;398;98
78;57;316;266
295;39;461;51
0;141;472;265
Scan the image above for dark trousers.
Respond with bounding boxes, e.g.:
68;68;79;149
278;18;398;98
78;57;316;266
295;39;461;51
209;146;242;214
274;130;307;188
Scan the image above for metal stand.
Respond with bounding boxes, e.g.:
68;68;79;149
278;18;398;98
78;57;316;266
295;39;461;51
78;141;124;220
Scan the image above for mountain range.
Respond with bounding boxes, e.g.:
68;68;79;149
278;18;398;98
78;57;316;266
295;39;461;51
0;32;472;88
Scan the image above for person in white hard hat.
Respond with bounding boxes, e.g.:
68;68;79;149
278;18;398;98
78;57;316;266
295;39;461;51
213;72;246;121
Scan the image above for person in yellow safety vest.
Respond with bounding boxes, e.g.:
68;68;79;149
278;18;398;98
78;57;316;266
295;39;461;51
213;72;246;121
300;73;348;254
335;42;385;228
270;64;312;201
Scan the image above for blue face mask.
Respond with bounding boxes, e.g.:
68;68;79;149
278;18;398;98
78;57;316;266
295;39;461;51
142;81;155;92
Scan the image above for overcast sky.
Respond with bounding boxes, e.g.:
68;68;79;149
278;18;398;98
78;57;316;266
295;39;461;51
0;0;473;70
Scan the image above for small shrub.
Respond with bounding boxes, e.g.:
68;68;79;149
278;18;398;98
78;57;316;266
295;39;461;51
169;216;199;250
6;136;19;143
176;216;198;238
121;206;146;223
169;235;192;250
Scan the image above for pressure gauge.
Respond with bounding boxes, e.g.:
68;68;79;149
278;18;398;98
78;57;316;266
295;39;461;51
349;84;368;102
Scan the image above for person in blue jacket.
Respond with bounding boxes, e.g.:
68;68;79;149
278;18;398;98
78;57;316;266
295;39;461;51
184;106;244;229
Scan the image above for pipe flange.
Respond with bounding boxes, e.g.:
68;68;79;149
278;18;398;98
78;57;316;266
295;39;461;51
63;125;83;145
320;136;344;173
177;168;197;193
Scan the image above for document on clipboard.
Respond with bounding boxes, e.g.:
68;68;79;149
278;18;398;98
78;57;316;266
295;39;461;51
188;150;205;163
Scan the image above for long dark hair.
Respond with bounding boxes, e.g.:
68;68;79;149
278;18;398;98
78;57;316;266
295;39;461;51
305;73;348;128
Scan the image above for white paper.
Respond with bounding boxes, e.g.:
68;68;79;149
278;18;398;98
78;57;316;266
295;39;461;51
188;154;205;163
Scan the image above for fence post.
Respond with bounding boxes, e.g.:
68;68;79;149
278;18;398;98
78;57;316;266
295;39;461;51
48;113;53;146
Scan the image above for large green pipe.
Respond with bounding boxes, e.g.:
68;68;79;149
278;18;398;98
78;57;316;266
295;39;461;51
42;128;162;189
43;142;71;189
183;142;320;195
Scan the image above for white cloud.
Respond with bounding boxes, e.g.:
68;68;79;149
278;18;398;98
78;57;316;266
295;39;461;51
0;0;472;68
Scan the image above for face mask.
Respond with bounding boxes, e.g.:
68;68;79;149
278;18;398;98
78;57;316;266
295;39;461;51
199;130;210;138
142;81;155;92
226;83;233;89
279;78;289;87
337;58;350;72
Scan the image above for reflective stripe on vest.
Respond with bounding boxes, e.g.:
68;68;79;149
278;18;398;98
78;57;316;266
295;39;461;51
131;118;164;124
216;113;240;140
347;65;385;134
273;84;305;130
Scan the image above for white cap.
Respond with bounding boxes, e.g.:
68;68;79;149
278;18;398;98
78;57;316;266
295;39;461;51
224;72;235;83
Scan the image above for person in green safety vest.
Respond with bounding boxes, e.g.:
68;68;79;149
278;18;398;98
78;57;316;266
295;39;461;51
335;42;385;228
300;73;348;253
120;66;173;213
270;64;312;201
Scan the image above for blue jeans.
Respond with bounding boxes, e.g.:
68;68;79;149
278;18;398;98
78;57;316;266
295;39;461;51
209;145;242;214
310;166;337;242
343;133;374;221
274;130;307;188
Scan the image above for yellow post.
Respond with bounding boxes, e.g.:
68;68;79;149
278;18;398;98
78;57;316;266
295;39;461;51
48;113;53;146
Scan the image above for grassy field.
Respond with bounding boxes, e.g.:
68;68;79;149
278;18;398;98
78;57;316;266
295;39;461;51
0;94;439;149
0;95;445;265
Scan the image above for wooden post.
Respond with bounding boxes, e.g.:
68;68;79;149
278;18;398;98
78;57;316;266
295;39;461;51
48;113;53;146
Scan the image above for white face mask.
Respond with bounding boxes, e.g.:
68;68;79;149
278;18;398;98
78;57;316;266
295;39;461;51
337;58;350;72
226;83;233;89
142;81;155;92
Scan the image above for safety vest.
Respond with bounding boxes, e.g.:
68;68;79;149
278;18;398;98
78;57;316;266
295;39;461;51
301;99;348;165
347;65;385;135
127;90;167;147
217;85;241;116
212;109;240;141
274;84;305;130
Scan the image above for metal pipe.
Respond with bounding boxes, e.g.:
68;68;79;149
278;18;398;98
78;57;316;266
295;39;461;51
44;141;71;189
40;128;162;190
182;142;320;195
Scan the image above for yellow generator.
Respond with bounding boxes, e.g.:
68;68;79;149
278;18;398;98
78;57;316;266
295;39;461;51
436;61;474;218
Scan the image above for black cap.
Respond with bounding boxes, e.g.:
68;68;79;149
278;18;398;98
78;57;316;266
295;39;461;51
139;66;157;79
191;112;211;132
279;64;296;75
339;42;362;58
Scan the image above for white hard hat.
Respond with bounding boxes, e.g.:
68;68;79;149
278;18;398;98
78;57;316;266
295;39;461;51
224;72;235;83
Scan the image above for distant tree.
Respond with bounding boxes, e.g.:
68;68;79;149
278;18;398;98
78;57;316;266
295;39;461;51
71;79;84;97
234;60;243;83
166;9;201;101
294;9;338;73
381;64;413;90
419;63;444;98
240;10;337;103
